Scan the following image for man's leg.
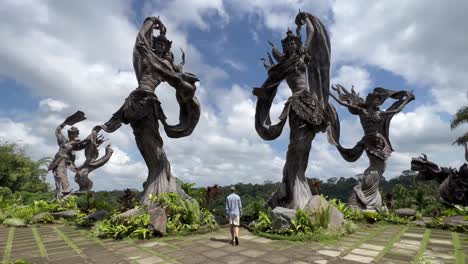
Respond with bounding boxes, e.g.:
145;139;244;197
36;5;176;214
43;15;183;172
234;216;240;245
230;223;235;243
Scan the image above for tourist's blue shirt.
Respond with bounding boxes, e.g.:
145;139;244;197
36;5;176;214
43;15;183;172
225;193;242;217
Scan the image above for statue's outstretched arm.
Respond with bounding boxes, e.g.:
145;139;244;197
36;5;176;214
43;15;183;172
382;91;415;115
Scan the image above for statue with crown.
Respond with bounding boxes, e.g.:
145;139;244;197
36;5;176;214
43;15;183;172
93;17;200;204
253;11;337;210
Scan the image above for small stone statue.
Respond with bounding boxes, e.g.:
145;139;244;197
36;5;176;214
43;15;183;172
253;11;337;209
329;85;415;210
48;111;113;199
411;154;468;206
93;16;200;204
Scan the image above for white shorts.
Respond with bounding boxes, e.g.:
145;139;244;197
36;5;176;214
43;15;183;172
229;215;240;226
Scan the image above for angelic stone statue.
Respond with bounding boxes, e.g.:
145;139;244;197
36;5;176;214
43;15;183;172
329;85;415;210
94;17;200;204
253;11;337;209
48;111;113;199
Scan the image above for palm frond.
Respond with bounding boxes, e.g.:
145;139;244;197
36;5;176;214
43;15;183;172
450;105;468;129
453;131;468;145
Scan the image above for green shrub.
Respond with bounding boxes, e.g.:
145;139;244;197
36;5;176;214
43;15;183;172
0;186;12;198
291;209;315;235
254;211;272;232
92;212;154;239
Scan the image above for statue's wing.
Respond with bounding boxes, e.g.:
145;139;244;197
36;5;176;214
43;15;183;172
304;13;331;108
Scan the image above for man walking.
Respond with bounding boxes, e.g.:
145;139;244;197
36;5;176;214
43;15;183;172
225;186;242;245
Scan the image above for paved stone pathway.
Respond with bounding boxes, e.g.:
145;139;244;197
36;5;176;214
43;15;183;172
0;224;466;263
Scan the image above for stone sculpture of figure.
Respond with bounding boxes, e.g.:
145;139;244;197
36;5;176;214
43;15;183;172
93;17;200;204
48;111;112;199
74;132;114;192
328;85;415;210
411;154;468;206
253;11;337;209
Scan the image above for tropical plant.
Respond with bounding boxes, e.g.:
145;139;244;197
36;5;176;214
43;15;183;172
0;142;50;193
291;209;315;235
254;211;272;232
450;99;468;146
92;212;154;239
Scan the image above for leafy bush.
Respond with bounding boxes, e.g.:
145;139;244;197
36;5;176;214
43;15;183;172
290;209;315;235
254;211;272;232
243;199;266;222
92;212;154;239
150;193;203;233
0;186;12;198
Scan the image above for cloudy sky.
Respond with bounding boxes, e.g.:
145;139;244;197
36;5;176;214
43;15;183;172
0;0;466;191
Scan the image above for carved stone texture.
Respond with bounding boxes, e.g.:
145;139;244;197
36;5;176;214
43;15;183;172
411;154;468;206
48;111;113;199
94;16;200;204
253;11;336;210
329;85;415;210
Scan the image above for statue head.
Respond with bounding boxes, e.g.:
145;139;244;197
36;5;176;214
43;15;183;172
281;28;302;57
152;33;172;56
67;126;79;140
366;87;392;107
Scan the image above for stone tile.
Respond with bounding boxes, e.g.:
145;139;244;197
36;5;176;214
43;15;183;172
260;254;290;264
177;254;208;264
392;242;420;251
136;256;165;264
342;254;374;263
317;250;340;257
313;260;328;264
240;249;267;258
382;252;413;262
201;250;229;258
428;239;452;245
360;243;384;251
219;254;250;264
205;240;229;248
252;237;272;244
221;244;247;252
399;239;421;246
388;247;417;256
239;234;256;240
379;257;409;264
402;233;424;238
350;248;379;257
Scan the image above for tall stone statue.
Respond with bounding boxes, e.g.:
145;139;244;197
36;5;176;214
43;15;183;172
48;111;113;199
328;85;415;210
253;11;336;209
94;17;200;204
